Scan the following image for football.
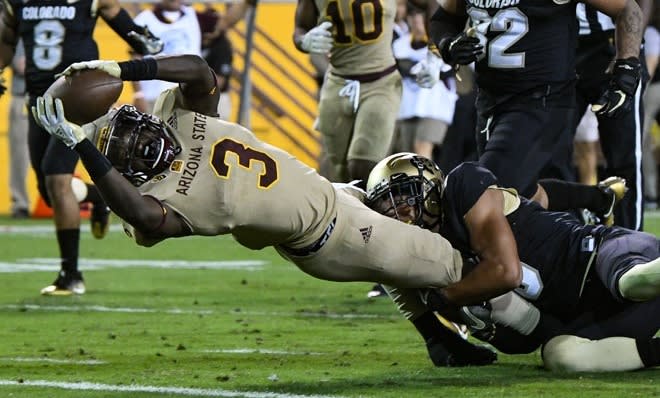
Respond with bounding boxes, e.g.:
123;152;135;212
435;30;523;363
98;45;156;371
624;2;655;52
45;69;123;125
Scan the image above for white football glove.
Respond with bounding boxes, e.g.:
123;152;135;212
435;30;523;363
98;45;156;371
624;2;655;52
56;60;121;79
32;95;86;149
301;21;334;54
127;26;164;55
410;51;442;89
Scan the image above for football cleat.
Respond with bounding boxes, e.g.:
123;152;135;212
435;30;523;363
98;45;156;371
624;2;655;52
40;271;86;296
367;283;388;298
90;203;111;239
597;176;628;226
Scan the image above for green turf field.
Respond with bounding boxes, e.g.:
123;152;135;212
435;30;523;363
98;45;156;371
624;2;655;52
0;214;658;398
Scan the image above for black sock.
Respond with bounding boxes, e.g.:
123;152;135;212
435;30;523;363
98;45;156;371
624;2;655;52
57;229;80;274
529;312;566;344
413;311;443;341
636;337;660;367
84;184;104;204
412;312;474;351
538;179;609;212
488;325;540;354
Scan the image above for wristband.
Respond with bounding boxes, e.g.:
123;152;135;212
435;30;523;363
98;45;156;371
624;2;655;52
118;58;158;81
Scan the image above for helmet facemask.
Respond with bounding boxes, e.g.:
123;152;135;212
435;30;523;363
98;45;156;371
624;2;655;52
97;105;179;186
366;153;443;230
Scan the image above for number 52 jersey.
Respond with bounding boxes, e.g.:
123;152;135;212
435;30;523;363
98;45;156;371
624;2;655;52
466;0;578;94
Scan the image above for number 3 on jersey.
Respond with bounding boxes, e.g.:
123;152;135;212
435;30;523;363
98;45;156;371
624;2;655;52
210;138;279;189
326;0;383;45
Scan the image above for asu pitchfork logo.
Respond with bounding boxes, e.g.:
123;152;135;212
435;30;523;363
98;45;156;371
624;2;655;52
359;226;373;244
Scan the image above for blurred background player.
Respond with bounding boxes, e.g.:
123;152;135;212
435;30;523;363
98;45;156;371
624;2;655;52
293;0;402;187
426;0;643;218
0;0;163;295
130;0;202;113
7;39;28;219
570;1;652;230
391;3;457;160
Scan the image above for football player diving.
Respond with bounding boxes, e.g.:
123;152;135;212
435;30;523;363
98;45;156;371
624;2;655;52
31;54;502;364
366;153;660;372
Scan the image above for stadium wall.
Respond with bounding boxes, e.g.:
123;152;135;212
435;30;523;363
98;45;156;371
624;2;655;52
0;2;320;215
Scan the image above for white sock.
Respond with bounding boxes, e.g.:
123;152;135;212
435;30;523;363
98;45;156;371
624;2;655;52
543;335;644;372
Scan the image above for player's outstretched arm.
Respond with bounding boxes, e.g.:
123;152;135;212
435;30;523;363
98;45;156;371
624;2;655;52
97;0;164;55
32;95;190;245
59;55;220;116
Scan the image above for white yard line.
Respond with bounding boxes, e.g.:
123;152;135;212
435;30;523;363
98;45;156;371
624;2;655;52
0;224;125;234
0;357;106;365
0;379;344;398
201;349;322;355
0;303;397;319
1;303;213;314
0;258;266;273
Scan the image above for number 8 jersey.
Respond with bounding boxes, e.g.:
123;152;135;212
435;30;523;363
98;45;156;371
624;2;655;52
4;0;101;96
466;0;578;94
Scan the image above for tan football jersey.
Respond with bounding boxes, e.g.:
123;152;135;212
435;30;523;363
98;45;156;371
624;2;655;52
316;0;397;75
139;88;337;250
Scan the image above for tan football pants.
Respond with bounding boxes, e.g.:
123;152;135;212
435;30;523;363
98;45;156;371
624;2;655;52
279;189;463;288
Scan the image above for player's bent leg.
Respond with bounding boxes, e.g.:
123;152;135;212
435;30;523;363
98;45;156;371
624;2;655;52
46;174;81;229
595;230;659;301
542;335;645;372
619;257;660;301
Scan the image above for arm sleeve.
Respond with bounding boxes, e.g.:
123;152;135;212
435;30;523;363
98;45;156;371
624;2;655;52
105;8;154;55
429;5;468;48
445;162;499;218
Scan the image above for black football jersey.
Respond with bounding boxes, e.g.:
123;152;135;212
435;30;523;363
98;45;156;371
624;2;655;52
465;0;578;94
6;0;100;96
440;162;610;319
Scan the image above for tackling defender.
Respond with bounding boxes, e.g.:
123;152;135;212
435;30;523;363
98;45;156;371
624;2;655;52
366;153;660;371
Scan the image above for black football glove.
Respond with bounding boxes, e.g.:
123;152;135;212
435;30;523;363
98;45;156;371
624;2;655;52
128;26;164;55
592;57;641;118
439;29;483;66
459;302;496;342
